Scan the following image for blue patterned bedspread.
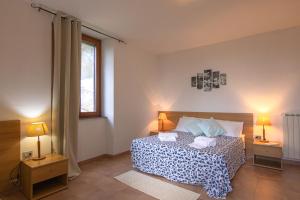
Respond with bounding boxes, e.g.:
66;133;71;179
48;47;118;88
131;132;245;199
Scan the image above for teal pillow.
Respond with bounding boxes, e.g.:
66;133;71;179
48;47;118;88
185;120;204;136
198;118;225;137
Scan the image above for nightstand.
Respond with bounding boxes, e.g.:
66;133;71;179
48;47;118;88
21;154;68;200
253;141;283;170
150;130;159;136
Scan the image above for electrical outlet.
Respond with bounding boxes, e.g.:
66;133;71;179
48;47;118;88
22;151;33;160
255;135;262;140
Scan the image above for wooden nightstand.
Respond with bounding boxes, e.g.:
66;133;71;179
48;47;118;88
253;141;283;170
150;130;159;136
21;154;68;200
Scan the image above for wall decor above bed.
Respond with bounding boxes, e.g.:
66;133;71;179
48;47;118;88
191;69;226;91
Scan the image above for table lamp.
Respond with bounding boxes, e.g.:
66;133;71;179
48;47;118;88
158;113;167;131
256;113;271;143
27;122;48;160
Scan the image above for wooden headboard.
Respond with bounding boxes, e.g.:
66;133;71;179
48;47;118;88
158;111;254;158
0;120;20;193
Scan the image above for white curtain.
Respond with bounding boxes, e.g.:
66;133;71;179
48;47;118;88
51;12;81;178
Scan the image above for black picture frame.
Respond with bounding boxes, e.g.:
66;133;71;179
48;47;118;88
197;73;203;89
213;71;220;88
220;73;227;85
203;69;212;91
191;76;197;87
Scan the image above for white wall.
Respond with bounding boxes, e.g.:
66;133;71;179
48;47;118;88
78;39;160;156
78;118;107;161
0;0;52;157
158;26;300;142
0;0;110;161
97;40;160;155
0;0;159;159
113;43;159;154
101;39;115;155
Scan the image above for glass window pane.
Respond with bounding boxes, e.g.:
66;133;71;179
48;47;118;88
81;42;96;112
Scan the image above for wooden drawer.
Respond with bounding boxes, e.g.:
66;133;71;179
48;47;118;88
253;145;282;158
254;155;283;170
32;161;67;184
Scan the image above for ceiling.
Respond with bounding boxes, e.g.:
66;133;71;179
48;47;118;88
33;0;300;55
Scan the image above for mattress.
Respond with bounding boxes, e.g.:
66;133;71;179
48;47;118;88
131;132;245;198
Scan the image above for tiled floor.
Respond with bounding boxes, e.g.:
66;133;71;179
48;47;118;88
3;153;300;200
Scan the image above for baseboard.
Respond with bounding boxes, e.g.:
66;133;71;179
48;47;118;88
78;154;108;166
283;159;300;166
78;150;130;166
105;150;130;158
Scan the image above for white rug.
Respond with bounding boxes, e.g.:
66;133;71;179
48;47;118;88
115;170;200;200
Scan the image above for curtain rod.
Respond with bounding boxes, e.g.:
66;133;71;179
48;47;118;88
284;114;300;117
31;3;126;44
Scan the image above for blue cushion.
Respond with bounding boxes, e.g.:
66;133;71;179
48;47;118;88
185;120;204;136
198;118;225;137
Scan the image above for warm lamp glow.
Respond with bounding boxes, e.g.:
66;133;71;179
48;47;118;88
158;113;168;120
27;122;48;137
256;114;272;126
256;113;271;143
26;122;48;160
239;92;285;114
158;113;168;131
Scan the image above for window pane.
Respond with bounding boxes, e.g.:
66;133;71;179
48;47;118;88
81;42;96;112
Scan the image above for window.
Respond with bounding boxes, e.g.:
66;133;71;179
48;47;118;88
80;35;101;118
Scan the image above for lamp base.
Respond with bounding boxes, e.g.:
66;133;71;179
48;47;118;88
260;139;269;143
32;156;46;161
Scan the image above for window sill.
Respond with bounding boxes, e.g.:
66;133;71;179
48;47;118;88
79;116;107;120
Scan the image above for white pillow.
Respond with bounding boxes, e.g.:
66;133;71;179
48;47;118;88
175;116;206;132
216;119;244;137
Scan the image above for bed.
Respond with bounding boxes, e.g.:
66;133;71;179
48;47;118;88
131;112;253;199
